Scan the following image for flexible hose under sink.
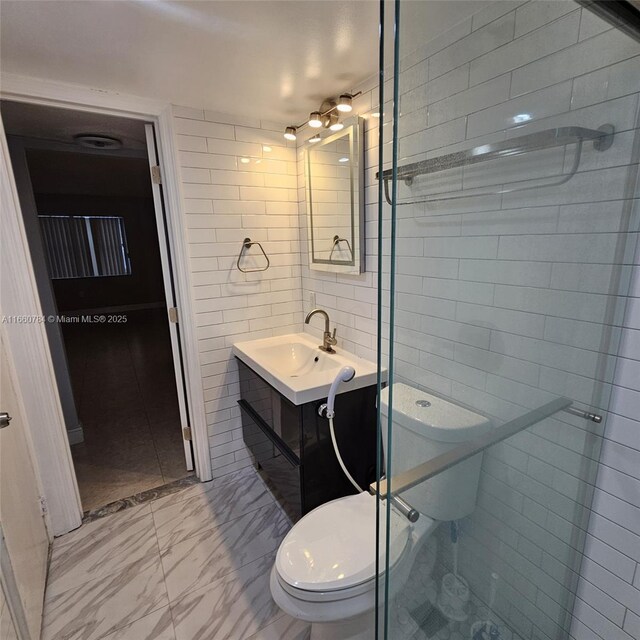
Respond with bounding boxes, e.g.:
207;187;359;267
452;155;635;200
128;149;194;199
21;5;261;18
329;416;363;493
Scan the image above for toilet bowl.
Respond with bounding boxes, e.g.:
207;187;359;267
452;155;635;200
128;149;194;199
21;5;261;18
270;491;439;640
270;383;492;640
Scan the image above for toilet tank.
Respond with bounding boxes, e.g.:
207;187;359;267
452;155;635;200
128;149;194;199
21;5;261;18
380;383;492;521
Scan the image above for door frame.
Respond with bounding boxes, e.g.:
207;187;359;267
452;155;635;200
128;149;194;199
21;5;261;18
0;73;212;535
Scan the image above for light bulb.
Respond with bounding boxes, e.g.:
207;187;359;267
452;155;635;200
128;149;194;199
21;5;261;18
337;94;353;113
308;111;322;128
283;126;297;141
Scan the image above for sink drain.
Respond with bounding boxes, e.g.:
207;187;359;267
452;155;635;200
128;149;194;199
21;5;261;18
415;399;431;407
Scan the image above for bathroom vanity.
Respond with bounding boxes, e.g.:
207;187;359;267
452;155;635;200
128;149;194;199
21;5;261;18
233;334;381;520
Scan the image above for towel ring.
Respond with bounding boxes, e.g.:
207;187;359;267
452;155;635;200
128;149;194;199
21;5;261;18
237;237;270;273
329;235;353;261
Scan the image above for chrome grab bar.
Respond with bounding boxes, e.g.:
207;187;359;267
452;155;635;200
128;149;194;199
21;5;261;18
371;398;602;501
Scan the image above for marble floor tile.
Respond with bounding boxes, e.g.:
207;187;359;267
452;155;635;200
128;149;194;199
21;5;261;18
153;470;275;550
245;614;311;640
0;587;19;640
100;606;176;640
150;467;257;513
53;503;150;552
47;505;156;598
171;552;281;640
161;503;289;602
41;553;169;640
82;476;199;523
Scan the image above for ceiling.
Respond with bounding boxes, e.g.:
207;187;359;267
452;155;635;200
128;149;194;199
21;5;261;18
1;100;148;150
0;1;486;124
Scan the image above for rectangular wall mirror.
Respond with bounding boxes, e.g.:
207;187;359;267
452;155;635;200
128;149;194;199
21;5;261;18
305;116;364;274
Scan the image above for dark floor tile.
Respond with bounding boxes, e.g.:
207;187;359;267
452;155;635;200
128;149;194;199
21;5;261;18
64;309;186;510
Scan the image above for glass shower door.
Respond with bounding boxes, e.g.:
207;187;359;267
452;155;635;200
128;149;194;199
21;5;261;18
376;1;640;639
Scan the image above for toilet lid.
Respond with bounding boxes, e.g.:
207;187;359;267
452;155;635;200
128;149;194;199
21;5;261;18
276;492;411;592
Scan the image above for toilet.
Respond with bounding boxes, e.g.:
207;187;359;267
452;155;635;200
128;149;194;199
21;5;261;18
270;382;492;640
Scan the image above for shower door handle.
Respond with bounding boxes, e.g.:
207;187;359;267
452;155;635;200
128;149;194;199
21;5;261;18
0;412;12;429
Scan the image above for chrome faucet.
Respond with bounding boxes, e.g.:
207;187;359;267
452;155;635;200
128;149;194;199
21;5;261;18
305;308;337;353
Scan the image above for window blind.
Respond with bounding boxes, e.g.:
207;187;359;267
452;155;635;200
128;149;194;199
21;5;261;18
39;215;131;279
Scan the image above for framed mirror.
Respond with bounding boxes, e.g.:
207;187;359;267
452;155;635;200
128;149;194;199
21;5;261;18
305;116;364;274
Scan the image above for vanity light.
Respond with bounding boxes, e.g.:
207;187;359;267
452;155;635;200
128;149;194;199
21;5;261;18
284;91;361;141
308;112;323;128
337;94;353;113
308;134;321;143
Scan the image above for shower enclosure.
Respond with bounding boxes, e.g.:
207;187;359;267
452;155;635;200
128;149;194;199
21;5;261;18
375;1;640;639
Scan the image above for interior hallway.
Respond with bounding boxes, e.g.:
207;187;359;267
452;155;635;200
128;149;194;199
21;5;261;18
63;308;192;511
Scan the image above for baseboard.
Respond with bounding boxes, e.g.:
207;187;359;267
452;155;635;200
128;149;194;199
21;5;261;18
66;425;84;445
63;302;165;316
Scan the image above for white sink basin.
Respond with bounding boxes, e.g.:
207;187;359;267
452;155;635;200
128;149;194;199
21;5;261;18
251;341;342;378
233;333;383;405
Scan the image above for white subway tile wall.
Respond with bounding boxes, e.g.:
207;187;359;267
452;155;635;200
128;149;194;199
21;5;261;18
294;2;639;638
174;109;303;478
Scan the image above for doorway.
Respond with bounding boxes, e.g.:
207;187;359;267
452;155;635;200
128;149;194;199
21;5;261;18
1;101;194;512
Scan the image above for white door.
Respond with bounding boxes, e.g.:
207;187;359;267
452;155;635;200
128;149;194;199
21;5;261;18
144;123;193;470
0;333;50;640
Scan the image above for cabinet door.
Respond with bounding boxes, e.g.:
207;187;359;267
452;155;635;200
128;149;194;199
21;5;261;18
238;400;301;521
0;335;50;640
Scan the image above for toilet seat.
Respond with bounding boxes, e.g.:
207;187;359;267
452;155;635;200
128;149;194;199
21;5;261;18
275;492;413;594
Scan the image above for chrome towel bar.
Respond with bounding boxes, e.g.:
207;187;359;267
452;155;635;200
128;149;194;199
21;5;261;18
329;235;353;261
376;124;615;206
237;237;270;273
371;398;603;502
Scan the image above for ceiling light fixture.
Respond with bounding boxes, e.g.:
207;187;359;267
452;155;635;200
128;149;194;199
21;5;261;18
74;134;122;150
308;111;323;128
308;134;321;143
284;90;362;141
329;116;344;132
337;94;353;113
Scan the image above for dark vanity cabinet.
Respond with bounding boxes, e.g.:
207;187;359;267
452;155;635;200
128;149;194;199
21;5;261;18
237;359;379;520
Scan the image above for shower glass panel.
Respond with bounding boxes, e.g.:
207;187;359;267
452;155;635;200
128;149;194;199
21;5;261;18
376;2;640;639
